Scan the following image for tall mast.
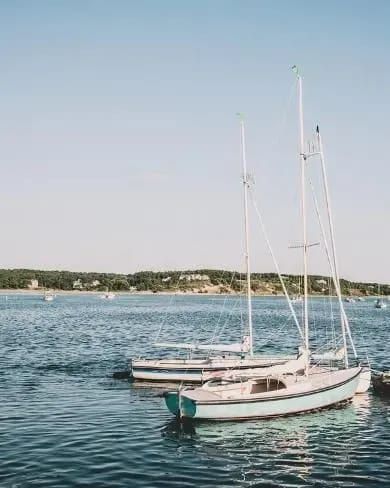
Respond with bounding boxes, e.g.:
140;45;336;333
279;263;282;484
239;115;253;356
316;126;354;366
294;67;309;358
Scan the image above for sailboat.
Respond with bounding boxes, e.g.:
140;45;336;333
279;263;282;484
291;275;303;302
374;285;386;309
163;68;362;420
131;115;306;383
43;289;55;301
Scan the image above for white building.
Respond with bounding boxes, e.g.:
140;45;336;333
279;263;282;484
28;279;39;290
73;279;83;290
179;274;210;282
316;279;327;285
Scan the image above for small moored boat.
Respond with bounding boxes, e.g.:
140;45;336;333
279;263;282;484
372;372;390;397
374;299;386;309
164;367;361;420
43;290;55;301
101;291;116;300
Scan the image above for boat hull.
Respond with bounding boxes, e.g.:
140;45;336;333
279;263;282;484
356;368;371;394
164;368;361;420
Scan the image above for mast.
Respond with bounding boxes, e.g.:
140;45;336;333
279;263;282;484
294;67;309;360
238;115;253;356
316;126;354;365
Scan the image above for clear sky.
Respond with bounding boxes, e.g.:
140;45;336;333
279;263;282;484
0;1;389;282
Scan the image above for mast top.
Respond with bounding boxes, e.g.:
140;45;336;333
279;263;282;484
292;65;301;77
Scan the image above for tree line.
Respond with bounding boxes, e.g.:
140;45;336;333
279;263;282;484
0;268;388;296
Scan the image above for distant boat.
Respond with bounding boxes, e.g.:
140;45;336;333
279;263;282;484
43;290;55;302
372;372;390;397
375;298;386;309
344;297;355;303
291;295;303;303
356;297;364;302
101;291;115;300
375;284;386;308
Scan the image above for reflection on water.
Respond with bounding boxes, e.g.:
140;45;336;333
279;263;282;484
162;394;387;486
0;294;389;487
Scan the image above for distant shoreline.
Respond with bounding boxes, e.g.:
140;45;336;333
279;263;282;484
0;289;378;299
0;268;387;297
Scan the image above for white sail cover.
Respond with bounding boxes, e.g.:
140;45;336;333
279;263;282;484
312;347;345;361
154;336;250;353
203;349;309;381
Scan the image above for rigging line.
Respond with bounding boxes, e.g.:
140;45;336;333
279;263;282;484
217;298;242;340
329;278;338;348
326;277;333;348
182;270;229;348
249;189;304;342
266;79;297;159
205;275;240;360
308;175;357;360
212;301;238;352
154;293;175;342
259;312;297;347
209;271;237;345
154;270;187;343
211;297;242;353
316;128;358;361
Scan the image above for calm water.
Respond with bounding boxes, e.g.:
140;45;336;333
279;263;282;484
0;294;389;487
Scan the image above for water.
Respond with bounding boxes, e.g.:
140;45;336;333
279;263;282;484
0;294;389;487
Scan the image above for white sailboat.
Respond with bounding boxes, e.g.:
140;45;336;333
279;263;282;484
163;68;362;419
43;289;55;301
131;115;305;383
374;298;386;309
374;285;386;308
291;295;303;303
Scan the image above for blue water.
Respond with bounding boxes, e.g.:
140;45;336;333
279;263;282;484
0;294;389;487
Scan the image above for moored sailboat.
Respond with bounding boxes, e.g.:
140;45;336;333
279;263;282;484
374;285;386;308
131;115;305;383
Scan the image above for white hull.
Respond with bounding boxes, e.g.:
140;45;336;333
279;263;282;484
164;367;361;420
131;356;294;383
356;368;371;394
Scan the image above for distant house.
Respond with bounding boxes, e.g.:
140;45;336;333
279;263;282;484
73;279;83;290
316;279;327;285
90;280;100;287
28;279;39;290
179;274;210;282
162;277;171;283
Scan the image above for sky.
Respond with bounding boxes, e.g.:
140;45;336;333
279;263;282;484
0;1;389;283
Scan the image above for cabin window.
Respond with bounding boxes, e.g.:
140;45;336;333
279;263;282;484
250;378;286;394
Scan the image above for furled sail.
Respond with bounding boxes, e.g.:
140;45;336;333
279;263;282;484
202;349;309;381
154;336;250;353
312;347;345;361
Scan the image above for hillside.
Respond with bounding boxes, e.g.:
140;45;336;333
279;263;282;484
0;268;388;296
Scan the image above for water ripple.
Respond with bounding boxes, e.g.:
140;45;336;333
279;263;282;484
0;295;389;487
